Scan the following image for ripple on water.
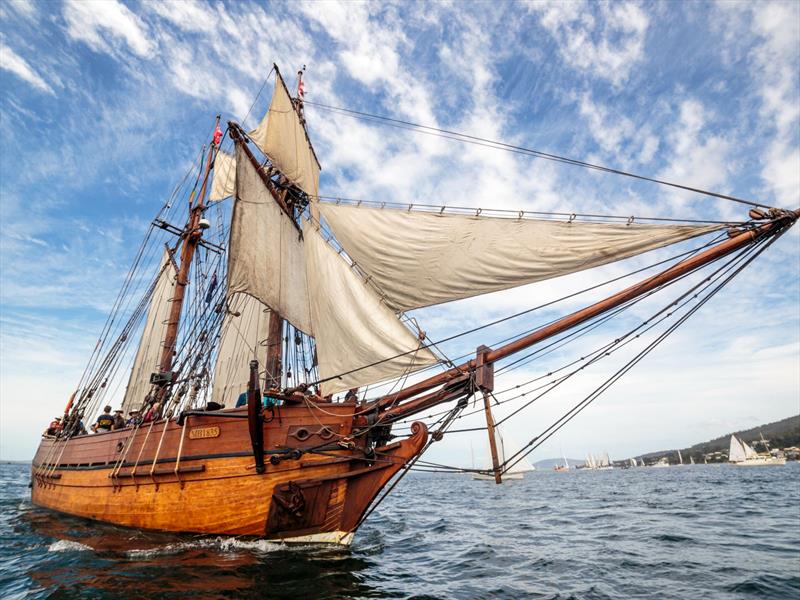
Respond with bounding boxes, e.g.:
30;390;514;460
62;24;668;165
1;463;799;599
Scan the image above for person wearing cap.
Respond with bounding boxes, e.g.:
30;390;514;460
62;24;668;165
112;409;126;430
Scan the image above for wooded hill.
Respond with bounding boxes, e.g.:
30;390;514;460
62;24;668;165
641;414;799;463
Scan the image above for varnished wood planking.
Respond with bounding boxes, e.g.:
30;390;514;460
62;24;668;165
32;402;427;539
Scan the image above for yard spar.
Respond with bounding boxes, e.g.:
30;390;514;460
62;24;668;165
31;65;799;543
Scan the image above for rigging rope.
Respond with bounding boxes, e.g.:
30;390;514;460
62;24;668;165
304;100;769;209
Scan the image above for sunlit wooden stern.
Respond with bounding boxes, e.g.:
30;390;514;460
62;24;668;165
31;405;427;544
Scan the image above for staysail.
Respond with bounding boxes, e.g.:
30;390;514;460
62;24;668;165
249;69;321;199
121;250;177;414
211;293;271;407
227;144;314;334
303;221;437;394
319;203;723;312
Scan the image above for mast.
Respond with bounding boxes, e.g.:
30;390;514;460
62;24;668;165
379;210;799;421
156;116;220;385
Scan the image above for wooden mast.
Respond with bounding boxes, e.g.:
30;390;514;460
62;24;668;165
157;116;220;383
379;209;799;421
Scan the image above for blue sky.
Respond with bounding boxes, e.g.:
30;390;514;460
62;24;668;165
1;0;798;463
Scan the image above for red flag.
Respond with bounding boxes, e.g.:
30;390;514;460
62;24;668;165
213;123;223;147
298;77;305;100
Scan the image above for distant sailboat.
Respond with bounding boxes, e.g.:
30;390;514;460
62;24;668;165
690;455;695;465
729;435;786;466
473;427;535;480
597;452;613;470
677;449;684;465
629;458;637;468
651;457;670;468
554;452;569;472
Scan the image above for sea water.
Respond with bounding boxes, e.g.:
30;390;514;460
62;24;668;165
1;462;798;599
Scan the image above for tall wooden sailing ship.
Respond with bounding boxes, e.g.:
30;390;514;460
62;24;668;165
31;66;798;544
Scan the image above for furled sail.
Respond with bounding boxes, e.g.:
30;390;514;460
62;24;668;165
227;144;314;334
249;69;321;198
209;150;236;202
303;221;438;394
211;293;271;407
319;204;724;312
121;250;177;414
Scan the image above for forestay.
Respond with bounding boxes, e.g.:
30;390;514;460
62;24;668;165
249;70;321;199
319;203;724;312
121;251;177;414
227;144;314;334
211;293;271;407
303;221;437;395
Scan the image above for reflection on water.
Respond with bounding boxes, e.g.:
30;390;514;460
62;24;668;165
2;463;799;599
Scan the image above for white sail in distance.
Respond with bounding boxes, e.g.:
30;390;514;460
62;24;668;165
121;250;177;414
729;435;747;462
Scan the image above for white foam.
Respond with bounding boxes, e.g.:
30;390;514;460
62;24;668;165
48;539;93;552
125;537;285;559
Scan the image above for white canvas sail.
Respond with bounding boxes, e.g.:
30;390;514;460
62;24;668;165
319;203;723;313
729;435;747;462
303;221;437;394
249;70;320;199
209;150;236;202
227;144;314;334
678;450;683;465
742;439;759;459
121;251;177;414
211;293;271;407
494;427;535;474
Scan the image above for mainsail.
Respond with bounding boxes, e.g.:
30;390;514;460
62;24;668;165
227;144;313;334
211;293;271;407
319;203;723;312
121;250;177;414
729;435;749;462
249;69;321;199
224;141;436;395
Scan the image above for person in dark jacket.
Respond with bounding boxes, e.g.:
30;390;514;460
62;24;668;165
112;409;126;430
92;405;115;432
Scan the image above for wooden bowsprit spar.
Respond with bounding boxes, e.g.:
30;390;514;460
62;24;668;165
370;209;799;480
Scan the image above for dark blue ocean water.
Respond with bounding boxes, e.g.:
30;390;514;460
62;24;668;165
1;462;798;599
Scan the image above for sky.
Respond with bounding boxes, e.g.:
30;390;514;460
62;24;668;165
0;0;798;464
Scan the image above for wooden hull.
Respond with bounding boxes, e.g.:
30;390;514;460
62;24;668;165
31;405;427;544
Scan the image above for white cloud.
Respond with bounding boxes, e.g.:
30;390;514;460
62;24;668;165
0;42;53;94
529;1;649;86
750;3;800;207
63;0;154;59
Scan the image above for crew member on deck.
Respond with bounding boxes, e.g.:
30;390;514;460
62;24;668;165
112;409;126;430
142;401;161;423
45;417;62;436
92;405;115;433
126;410;142;427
